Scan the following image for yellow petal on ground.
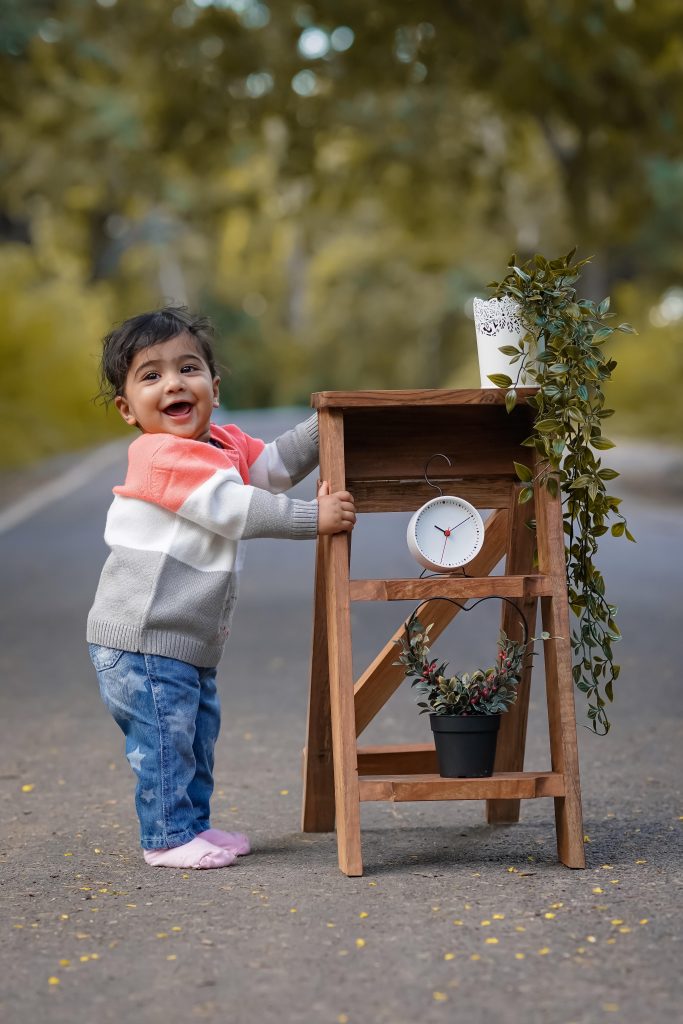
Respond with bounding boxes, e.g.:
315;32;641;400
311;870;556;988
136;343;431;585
126;904;137;908
60;914;69;920
326;922;335;928
359;912;368;919
338;1016;349;1024
602;1004;619;1013
635;859;647;864
279;790;289;796
367;881;377;887
79;956;89;962
64;852;73;857
586;936;597;943
611;918;624;925
544;913;556;919
639;919;649;925
583;835;591;843
59;959;70;967
537;947;550;955
493;914;505;920
290;908;297;914
166;955;177;961
470;954;481;961
48;977;60;986
91;954;100;960
452;920;463;925
444;953;455;961
610;879;620;884
433;992;448;1002
618;927;632;934
601;864;613;869
156;933;168;939
515;953;525;960
480;920;491;926
551;902;564;908
592;887;604;894
21;784;35;792
515;926;526;933
355;938;366;948
484;937;499;945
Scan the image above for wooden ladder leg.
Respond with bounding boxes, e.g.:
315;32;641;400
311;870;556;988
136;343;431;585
535;475;586;869
320;408;362;876
301;535;335;832
487;487;538;824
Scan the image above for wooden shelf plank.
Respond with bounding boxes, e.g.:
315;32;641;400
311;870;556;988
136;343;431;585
312;389;538;409
357;743;438;775
349;575;552;602
358;771;565;802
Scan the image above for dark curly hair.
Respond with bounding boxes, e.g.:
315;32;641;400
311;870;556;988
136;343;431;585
97;306;218;405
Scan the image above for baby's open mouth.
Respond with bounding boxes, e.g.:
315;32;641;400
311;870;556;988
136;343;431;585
164;402;193;417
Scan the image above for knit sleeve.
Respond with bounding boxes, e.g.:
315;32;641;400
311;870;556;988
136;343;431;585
118;434;318;540
247;414;319;493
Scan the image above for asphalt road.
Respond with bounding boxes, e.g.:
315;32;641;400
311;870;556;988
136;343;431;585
1;409;681;1024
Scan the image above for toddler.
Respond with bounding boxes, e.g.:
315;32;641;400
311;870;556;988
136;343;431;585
87;306;355;869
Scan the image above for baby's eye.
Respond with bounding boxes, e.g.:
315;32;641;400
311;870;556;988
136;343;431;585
142;371;161;381
181;363;201;373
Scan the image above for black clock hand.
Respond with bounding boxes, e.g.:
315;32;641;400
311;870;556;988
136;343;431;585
447;517;471;532
434;525;448;534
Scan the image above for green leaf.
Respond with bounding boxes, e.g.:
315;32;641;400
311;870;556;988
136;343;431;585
547;475;559;499
513;461;533;482
598;297;611;315
598;468;620;480
591;436;616;450
512;265;530;282
487;373;513;388
518;485;534;504
617;322;637;334
611;522;625;537
535;419;562;433
499;345;521;356
505;388;518;413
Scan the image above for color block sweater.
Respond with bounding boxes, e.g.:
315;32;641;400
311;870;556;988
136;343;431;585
87;414;319;667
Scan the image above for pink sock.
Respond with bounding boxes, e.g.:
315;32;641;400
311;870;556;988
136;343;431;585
143;836;237;869
198;828;251;856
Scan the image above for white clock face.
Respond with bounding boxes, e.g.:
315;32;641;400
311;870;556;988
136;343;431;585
407;496;485;571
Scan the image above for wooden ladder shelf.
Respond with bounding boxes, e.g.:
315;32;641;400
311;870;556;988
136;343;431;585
301;390;585;876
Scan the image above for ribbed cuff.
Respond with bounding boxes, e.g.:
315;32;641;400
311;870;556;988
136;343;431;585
288;498;319;538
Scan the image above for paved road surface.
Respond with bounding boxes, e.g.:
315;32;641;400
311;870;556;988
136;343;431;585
1;409;681;1024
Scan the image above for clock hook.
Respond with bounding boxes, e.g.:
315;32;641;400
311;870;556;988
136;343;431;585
424;453;452;498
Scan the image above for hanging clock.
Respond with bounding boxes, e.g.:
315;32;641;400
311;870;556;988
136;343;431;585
406;455;485;573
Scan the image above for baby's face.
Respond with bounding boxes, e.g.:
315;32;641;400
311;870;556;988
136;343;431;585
115;333;220;442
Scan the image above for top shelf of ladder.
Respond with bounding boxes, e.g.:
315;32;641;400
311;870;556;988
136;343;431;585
312;389;539;409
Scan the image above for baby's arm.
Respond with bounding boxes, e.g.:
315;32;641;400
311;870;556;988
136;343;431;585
246;414;318;494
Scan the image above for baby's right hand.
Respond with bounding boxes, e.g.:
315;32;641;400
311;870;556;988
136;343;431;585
317;481;356;535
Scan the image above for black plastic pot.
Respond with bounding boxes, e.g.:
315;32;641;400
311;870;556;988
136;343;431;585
429;714;501;778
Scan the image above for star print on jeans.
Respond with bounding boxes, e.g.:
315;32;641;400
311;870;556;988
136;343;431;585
126;746;145;773
140;788;155;803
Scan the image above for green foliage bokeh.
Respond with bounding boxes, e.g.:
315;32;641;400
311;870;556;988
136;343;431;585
1;0;682;467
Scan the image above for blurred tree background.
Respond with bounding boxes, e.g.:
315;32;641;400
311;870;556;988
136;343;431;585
1;0;682;466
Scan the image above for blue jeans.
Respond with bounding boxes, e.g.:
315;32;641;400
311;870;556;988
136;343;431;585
88;644;220;849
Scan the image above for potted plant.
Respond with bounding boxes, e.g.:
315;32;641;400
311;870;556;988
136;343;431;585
394;599;548;778
477;250;635;735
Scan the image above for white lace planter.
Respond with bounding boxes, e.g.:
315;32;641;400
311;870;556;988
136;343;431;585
473;296;541;388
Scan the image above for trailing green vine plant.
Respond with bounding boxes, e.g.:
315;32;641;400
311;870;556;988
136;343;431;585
486;250;636;735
